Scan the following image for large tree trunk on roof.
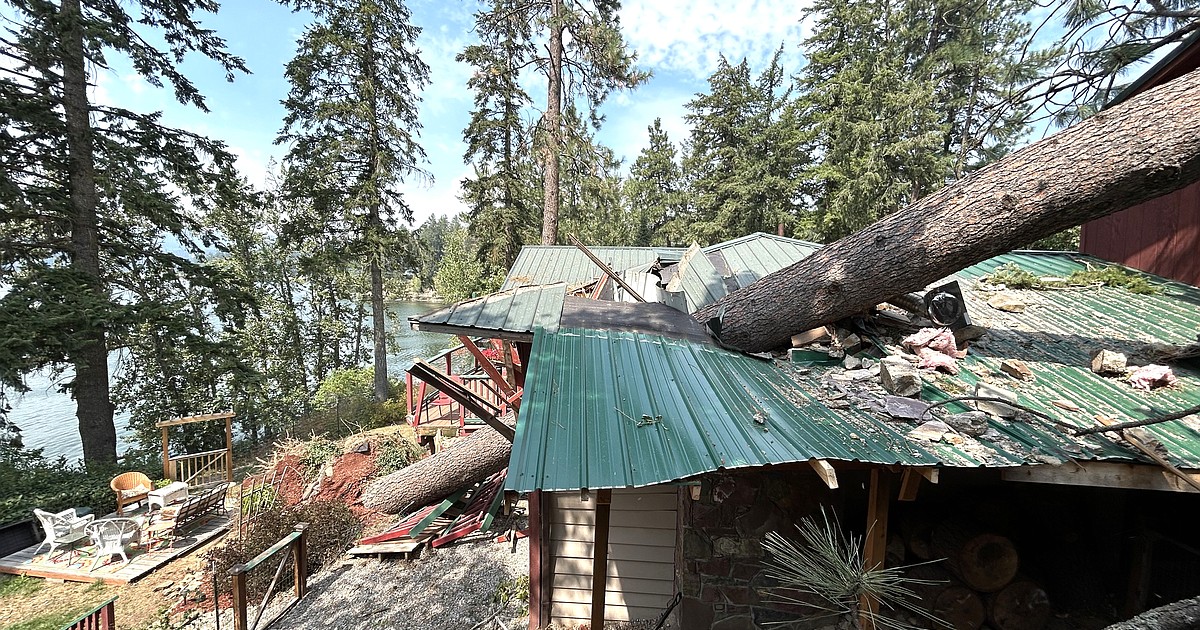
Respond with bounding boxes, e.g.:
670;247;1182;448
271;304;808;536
695;68;1200;353
360;426;511;513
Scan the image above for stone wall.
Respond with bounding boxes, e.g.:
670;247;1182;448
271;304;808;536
678;469;837;630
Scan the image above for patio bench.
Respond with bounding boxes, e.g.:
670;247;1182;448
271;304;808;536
154;483;228;539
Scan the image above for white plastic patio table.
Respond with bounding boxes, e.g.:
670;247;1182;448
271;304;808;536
147;482;189;511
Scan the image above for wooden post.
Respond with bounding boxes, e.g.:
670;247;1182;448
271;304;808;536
515;343;532;388
529;491;546;630
293;522;309;598
457;335;517;402
406;372;414;417
590;489;613;630
100;597;115;629
861;469;892;630
229;564;248;630
224;415;234;482
161;426;171;481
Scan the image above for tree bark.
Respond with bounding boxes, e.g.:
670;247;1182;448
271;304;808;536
360;426;512;513
60;0;116;468
696;68;1200;353
1103;596;1200;630
540;0;563;245
931;521;1019;593
987;578;1050;630
364;23;390;403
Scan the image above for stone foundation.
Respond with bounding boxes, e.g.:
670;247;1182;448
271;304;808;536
678;469;838;630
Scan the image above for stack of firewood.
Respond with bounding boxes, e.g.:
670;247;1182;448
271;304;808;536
902;517;1051;630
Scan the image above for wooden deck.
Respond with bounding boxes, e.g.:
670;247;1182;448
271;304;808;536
413;404;487;438
0;511;231;585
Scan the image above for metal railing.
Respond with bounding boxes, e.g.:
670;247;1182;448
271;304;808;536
64;596;116;630
171;448;229;486
406;339;515;433
228;523;309;630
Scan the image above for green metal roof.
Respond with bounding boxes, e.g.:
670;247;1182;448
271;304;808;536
708;233;823;288
411;284;566;341
506;251;1200;492
502;246;684;290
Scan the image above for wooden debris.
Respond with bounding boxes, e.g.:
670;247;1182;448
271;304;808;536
999;359;1034;381
1050;399;1082;412
790;326;831;347
974;383;1019;418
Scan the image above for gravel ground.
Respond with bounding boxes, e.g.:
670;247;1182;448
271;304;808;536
189;516;529;630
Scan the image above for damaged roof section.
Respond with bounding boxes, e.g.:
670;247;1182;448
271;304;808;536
506;251;1200;493
411;283;566;341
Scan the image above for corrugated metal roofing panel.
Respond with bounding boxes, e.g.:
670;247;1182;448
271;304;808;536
706;233;822;285
674;245;727;312
507;251;1200;492
410;284;566;339
503;246;685;290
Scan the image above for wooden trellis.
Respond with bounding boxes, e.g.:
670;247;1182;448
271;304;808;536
156;412;235;485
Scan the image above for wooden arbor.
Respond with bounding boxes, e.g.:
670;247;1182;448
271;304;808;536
156;412;235;486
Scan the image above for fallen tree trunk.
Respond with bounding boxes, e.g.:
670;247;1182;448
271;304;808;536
696;68;1200;353
1102;596;1200;630
361;426;512;514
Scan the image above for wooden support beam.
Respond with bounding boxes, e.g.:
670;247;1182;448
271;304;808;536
224;416;234;482
861;469;892;630
590;489;613;630
809;459;839;489
568;233;646;302
156;411;236;428
515;342;532;388
457;336;519;408
1096;416;1200;493
408;361;515;441
161;426;171;481
1002;461;1200;493
920;467;939;484
898;468;922;502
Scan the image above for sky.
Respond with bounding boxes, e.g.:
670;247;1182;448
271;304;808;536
92;0;813;228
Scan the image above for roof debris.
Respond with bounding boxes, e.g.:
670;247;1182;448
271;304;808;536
1129;364;1178;390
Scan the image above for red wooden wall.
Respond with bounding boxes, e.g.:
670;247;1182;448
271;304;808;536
1080;180;1200;286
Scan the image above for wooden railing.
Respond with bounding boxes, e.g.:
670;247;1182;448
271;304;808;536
170;448;230;486
64;596;116;630
406;339;517;433
229;523;309;630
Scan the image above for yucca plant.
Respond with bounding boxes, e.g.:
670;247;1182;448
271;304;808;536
761;508;944;630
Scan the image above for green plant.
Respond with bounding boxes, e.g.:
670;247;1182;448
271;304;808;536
299;437;340;478
4;610;82;630
761;508;941;630
373;437;423;477
153;478;172;489
982;262;1159;295
0;575;42;599
493;574;530;616
0;447;117;526
205;499;361;598
240;485;279;513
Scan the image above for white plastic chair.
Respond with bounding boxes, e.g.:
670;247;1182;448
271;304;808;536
32;508;94;557
85;518;141;571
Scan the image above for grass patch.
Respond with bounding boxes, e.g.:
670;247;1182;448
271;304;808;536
3;610;80;630
0;575;42;599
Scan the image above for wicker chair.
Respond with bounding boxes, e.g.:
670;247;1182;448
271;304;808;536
111;472;152;516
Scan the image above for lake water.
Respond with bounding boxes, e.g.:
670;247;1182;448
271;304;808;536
6;300;448;461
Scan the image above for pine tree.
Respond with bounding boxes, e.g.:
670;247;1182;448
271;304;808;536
458;0;538;271
556;106;631;246
682;50;807;244
0;0;248;467
624;119;684;246
278;0;430;403
796;0;951;241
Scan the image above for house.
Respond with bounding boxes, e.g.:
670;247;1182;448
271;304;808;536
1079;30;1200;285
412;234;1200;629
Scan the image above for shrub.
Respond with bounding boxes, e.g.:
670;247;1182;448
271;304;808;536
206;499;361;597
0;448;117;526
299;437;339;478
310;368;407;435
373;436;423;477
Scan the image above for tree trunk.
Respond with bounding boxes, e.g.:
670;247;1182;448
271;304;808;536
696;68;1200;353
540;0;563;245
360;426;512;513
906;565;985;630
60;0;116;468
370;254;388;402
987;578;1050;630
1103;596;1200;630
931;521;1019;593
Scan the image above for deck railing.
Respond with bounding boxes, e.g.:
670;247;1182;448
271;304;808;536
170;448;230;487
228;523;309;630
64;596;116;630
406;339;516;433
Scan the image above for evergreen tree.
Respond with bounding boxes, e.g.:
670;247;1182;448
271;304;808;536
458;0;538;271
465;0;647;246
278;0;430;403
433;229;486;302
796;0;950;241
682;49;807;244
624;119;684;246
556;106;631;246
0;0;248;467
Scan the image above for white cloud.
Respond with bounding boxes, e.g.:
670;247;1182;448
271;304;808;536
402;166;472;227
619;1;812;80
